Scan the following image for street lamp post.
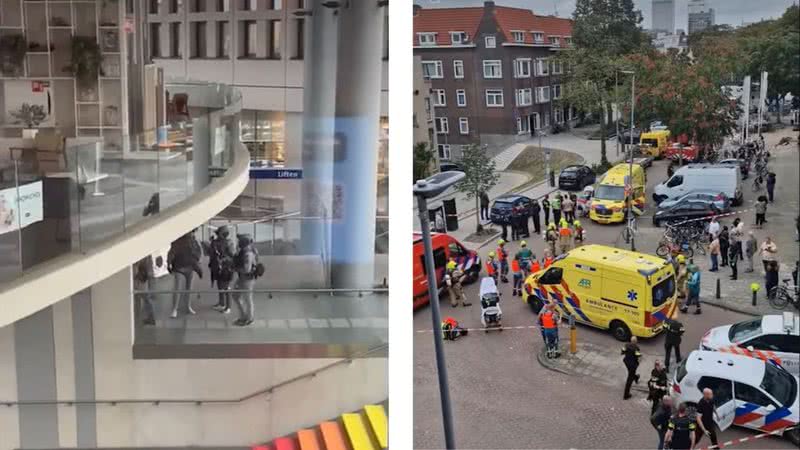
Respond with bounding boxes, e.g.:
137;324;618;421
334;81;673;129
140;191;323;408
413;171;466;450
618;70;636;251
615;71;620;157
539;130;552;187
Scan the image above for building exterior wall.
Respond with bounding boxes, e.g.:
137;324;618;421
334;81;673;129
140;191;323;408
652;0;676;34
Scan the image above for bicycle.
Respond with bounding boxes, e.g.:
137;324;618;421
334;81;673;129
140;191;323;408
656;236;694;259
769;279;798;311
620;216;638;245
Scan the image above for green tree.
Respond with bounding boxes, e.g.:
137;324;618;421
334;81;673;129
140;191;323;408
455;144;499;233
413;142;435;181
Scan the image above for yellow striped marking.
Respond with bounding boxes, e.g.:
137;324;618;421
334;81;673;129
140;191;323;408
342;413;378;450
363;405;388;449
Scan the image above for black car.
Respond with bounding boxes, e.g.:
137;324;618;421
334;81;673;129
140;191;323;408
618;127;642;144
558;165;596;190
439;162;463;173
718;159;749;179
653;199;721;227
490;194;532;225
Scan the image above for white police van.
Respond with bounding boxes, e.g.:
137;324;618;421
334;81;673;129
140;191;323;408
700;313;800;372
671;351;799;445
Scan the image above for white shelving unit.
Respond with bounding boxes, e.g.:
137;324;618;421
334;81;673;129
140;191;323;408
0;0;128;151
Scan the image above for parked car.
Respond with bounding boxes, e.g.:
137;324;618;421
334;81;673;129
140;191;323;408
632;156;654;169
558;165;596;190
490;194;532;225
439;162;463;173
657;191;731;214
618;127;642;144
718;158;750;179
700;314;799;373
653;198;721;227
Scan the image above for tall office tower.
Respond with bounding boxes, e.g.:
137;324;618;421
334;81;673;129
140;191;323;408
652;0;676;33
688;0;716;34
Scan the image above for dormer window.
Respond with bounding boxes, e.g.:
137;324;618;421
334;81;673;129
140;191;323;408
485;35;496;48
533;32;544;43
450;31;467;45
418;33;436;46
549;36;560;46
511;31;525;43
565;36;573;46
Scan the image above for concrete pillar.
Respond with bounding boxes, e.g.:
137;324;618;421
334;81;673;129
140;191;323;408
300;2;338;258
192;116;211;193
330;1;385;289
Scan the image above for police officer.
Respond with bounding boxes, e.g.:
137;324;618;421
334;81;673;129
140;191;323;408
695;388;720;448
664;403;697;450
621;336;642;400
445;260;471;307
496;239;509;283
651;395;673;450
647;360;669;415
664;318;684;371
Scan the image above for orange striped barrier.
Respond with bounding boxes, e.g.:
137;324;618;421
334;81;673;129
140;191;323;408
319;421;349;450
297;429;322;450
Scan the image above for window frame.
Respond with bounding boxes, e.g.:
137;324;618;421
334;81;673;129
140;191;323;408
533;32;544;43
456;89;467;107
484;35;496;48
432;89;446;107
511;30;525;43
450;31;467;45
435;117;449;134
453;60;464;79
483;60;503;79
549;36;560;46
418;33;437;46
537;58;550;76
517;116;530;134
421;60;443;79
437;144;451;160
458;117;469;135
515;88;532;106
485;89;504;108
552;84;562;100
514;58;531;78
537;86;550;103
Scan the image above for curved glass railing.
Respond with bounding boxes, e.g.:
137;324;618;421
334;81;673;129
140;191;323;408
0;79;242;284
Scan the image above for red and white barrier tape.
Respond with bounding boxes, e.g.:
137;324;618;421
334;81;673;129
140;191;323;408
667;208;754;227
697;425;798;450
416;323;573;333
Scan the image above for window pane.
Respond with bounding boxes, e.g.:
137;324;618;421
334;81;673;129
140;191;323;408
269;20;281;59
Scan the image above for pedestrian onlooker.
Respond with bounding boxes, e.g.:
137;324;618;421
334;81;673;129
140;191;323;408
707;217;720;240
719;226;730;267
708;235;720;272
542;195;551;226
207;225;236;314
167;230;204;318
651;396;673;450
765;171;776;202
744;231;757;273
730;218;744;257
664;318;684;371
511;206;523;241
760;236;777;272
755;195;768;228
530;199;542;234
232;234;258;326
694;388;720;448
765;260;780;300
551;194;562;224
664;403;697;450
729;236;739;280
647;360;669;415
520;204;531;238
480;191;490;221
683;264;701;314
134;255;156;326
621;336;641;400
562;195;575;223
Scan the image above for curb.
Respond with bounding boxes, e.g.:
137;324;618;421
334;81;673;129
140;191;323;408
536;346;572;375
701;298;762;317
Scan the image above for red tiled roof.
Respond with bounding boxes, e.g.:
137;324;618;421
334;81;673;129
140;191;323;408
413;4;573;47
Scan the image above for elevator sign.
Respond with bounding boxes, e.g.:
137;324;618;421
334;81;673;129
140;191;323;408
249;168;304;179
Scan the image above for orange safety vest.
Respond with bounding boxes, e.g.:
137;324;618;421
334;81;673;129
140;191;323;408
497;247;507;261
543;257;554;268
559;227;572;237
530;260;541;273
541;311;557;329
485;260;496;275
511;259;521;273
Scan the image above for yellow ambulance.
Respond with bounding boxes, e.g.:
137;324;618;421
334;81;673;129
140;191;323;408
522;245;679;341
589;163;646;224
639;130;671;158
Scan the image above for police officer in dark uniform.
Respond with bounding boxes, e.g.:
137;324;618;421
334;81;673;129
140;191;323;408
621;336;642;400
664;403;696;450
664;318;685;371
695;388;720;448
647;360;669;415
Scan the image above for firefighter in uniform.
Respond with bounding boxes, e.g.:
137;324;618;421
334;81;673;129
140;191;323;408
622;336;642;400
511;258;523;296
545;223;558;257
485;252;499;284
445;260;471;307
573;220;585;247
539;303;561;358
543;248;555;268
664;403;697;450
675;254;689;305
558;220;573;254
496;239;509;283
514;240;534;276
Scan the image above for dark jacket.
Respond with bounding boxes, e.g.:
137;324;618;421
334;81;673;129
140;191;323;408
235;234;258;280
480;192;490;207
208;226;236;282
766;172;776;187
648;368;668;401
530;201;541;217
664;319;684;346
621;343;641;366
651;404;672;431
168;232;203;273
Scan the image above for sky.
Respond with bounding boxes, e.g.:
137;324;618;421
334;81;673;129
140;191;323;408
417;0;799;30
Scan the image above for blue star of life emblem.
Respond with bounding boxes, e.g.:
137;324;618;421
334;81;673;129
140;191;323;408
627;290;638;301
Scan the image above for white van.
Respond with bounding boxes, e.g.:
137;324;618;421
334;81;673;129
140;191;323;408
653;164;743;206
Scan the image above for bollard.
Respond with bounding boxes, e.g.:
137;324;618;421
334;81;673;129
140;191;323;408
715;278;721;299
751;283;760;306
569;314;577;354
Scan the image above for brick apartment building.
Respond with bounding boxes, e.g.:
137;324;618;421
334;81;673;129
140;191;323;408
413;1;575;161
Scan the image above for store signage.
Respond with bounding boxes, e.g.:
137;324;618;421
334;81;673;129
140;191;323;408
249;168;304;180
0;181;44;235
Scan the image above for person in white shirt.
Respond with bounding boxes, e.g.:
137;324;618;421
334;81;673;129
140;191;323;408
707;217;720;240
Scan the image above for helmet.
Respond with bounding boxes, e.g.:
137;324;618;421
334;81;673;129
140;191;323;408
573;220;581;227
548;223;556;230
498;239;506;245
446;261;457;270
676;254;686;264
520;240;527;247
489;251;496;258
687;264;698;273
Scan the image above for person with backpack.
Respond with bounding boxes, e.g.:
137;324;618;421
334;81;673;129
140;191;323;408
167;230;203;318
208;226;236;314
233;234;262;326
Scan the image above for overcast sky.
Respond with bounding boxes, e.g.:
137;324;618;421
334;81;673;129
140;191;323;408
417;0;798;30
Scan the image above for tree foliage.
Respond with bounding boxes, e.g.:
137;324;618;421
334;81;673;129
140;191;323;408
455;144;499;232
413;142;435;182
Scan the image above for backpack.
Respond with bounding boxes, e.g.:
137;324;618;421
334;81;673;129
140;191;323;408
235;247;265;279
209;238;234;280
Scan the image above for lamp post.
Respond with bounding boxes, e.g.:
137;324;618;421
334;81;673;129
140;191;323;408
615;71;620;157
539;130;552;187
413;171;465;450
619;70;636;251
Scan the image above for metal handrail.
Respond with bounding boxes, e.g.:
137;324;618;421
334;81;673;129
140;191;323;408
1;344;387;407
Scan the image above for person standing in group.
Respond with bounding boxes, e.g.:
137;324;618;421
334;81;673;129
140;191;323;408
515;240;534;275
719;226;730;267
707;217;720;241
480;190;490;221
496;239;509;283
728;235;739;280
511;258;523;297
683;264;701;314
558;221;572;255
651;396;673;450
232;234;259;326
445;260;471;307
766;171;776;203
621;336;642;400
562;194;575;223
675;255;689;305
760;236;778;272
647;360;669;415
208;225;236;314
694;388;720;448
530;199;542;235
542;195;551;226
765;260;780;300
545;223;558;257
664;318;684;371
664;403;697;450
708;234;720;272
511;206;522;241
755;195;768;228
134;255;157;326
520;204;531;238
485;252;498;284
744;231;757;273
167;230;204;319
551;194;562;224
573;220;585;247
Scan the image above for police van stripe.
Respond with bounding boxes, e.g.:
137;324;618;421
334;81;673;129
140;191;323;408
735;403;760;416
764;407;792;425
552;284;592;323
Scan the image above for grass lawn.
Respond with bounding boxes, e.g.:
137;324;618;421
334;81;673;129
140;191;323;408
506;146;584;192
